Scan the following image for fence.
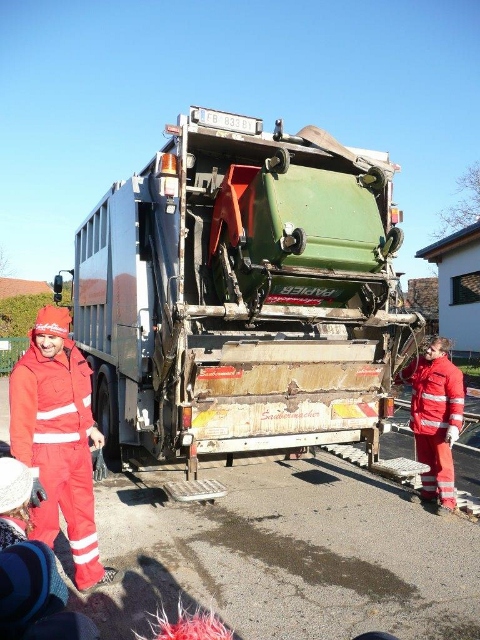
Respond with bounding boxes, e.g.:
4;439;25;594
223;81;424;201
0;337;29;374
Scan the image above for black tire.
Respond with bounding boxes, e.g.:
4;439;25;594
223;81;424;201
290;227;307;255
266;148;290;174
381;227;404;257
96;376;120;460
274;148;290;174
366;166;386;191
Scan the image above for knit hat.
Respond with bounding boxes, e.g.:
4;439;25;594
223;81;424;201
0;458;32;514
34;305;71;339
0;541;68;634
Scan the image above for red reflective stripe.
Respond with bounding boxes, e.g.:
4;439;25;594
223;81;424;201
357;403;378;418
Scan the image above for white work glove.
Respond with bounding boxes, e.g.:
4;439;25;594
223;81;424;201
446;426;460;448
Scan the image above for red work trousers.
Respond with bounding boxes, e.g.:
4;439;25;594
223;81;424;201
29;441;105;590
415;430;456;509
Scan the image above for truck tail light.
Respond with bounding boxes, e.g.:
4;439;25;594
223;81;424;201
158;153;179;211
379;396;395;418
181;405;192;429
178;406;194;448
390;207;403;224
160;153;178;175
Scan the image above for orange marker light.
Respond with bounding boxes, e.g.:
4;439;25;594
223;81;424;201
160;153;178;175
380;397;395;418
181;405;192;429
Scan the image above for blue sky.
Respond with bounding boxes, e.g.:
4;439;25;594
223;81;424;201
1;0;479;290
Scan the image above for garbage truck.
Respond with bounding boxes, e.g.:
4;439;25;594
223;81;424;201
55;105;424;499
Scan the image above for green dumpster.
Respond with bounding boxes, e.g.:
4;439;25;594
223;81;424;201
211;163;387;308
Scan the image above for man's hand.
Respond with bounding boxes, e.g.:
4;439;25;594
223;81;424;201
30;468;48;507
446;425;460;448
91;448;108;482
89;423;105;449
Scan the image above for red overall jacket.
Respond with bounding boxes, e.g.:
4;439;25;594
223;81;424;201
9;338;95;467
396;354;464;436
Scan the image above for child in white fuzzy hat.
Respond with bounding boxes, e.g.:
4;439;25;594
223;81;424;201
0;457;34;549
0;458;101;639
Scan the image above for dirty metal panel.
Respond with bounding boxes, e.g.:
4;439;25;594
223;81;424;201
195;429;362;454
194;362;385;397
117;324;140;381
192;398;378;441
219;340;377;363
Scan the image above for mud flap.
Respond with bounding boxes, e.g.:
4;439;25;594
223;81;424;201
163;479;228;502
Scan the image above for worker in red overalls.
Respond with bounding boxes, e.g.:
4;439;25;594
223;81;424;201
395;335;464;516
9;305;123;592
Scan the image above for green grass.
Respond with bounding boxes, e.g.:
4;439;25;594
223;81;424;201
451;357;480;380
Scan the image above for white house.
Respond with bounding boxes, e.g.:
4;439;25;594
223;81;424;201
416;221;480;353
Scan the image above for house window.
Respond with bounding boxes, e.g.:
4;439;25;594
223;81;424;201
451;271;480;305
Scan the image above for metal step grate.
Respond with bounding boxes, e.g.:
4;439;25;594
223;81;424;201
164;479;228;502
456;490;480;516
320;444;369;467
320;444;429;477
371;457;430;478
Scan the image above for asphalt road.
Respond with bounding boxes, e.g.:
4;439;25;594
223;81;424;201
1;377;480;640
62;451;480;640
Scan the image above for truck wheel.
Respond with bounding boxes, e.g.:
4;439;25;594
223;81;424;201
96;377;120;459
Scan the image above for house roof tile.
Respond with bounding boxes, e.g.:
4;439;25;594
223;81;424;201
0;278;53;300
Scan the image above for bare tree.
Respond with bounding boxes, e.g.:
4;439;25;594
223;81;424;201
432;162;480;239
0;246;13;277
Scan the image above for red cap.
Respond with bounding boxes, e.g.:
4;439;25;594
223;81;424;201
34;305;71;339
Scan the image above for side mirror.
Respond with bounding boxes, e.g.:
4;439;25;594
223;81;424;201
53;275;63;294
53;275;63;303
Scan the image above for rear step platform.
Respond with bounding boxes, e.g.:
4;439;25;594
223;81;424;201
164;479;228;502
370;457;430;478
320;444;429;478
